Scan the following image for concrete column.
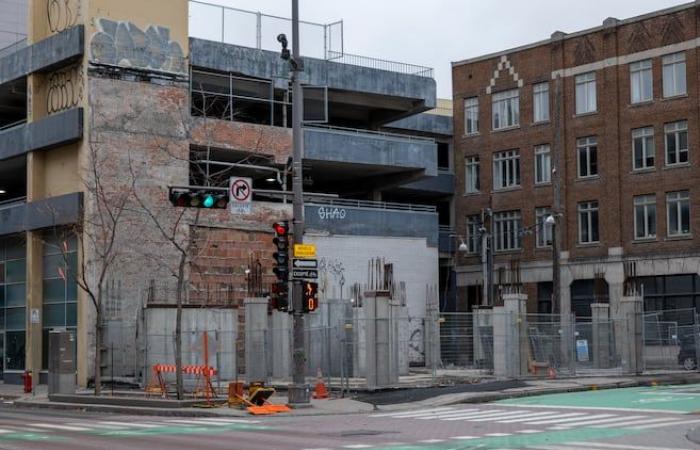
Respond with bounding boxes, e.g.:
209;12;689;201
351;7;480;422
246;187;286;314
244;297;269;384
492;306;509;378
270;309;291;380
472;308;493;368
25;231;43;386
424;300;440;372
503;293;528;377
364;291;398;389
618;295;643;374
591;303;611;369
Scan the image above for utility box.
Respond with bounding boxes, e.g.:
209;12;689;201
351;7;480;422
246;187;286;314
48;330;77;395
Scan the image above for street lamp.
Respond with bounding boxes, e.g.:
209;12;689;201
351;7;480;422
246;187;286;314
545;213;561;315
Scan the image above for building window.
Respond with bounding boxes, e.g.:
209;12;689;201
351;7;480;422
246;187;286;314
464;97;479;135
466;215;482;254
578;201;599;244
464;156;480;194
42;233;78;370
534;144;551;184
0;235;27;371
634;195;656;240
493;210;522;251
536;207;553;248
662;52;686;98
493;150;520;190
632;127;655;170
492;89;519;130
630;59;652;104
667;191;690;237
665;120;688;166
575;72;597;114
577;136;598;178
533;83;550;123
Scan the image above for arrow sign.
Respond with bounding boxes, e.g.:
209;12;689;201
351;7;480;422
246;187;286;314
292;258;318;269
292;269;318;280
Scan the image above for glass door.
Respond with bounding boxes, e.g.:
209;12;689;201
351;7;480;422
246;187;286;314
0;333;4;381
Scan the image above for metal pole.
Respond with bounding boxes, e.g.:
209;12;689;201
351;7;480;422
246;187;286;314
552;74;563;316
288;0;310;406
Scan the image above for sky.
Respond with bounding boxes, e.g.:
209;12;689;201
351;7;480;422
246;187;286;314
190;0;687;98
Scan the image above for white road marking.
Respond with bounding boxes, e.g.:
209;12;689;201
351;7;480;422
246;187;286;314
629;418;700;430
33;423;91;432
470;411;544;422
451;435;478;440
526;413;610;425
411;409;481;419
370;407;454;417
195;417;260;423
497;411;568;423
99;421;163;429
419;439;445;443
342;445;373;449
517;429;542;434
592;417;678;428
443;410;515;421
569;441;693;450
498;402;686;414
551;415;647;428
515;412;588;425
0;429;12;434
484;433;511;437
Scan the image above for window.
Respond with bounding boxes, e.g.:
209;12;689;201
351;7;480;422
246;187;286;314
630;59;652;104
464;156;480;194
493;150;520;190
575;72;597;114
665;121;688;166
577;136;598;178
466;215;482;254
464;97;479;135
536;207;553;247
634;195;656;240
492;89;519;130
493;211;522;251
663;52;686;98
632;127;655;170
578;201;599;244
533;83;550;123
0;235;27;371
534;144;551;184
667;191;690;237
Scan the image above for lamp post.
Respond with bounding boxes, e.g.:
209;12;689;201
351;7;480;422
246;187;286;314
545;214;560;315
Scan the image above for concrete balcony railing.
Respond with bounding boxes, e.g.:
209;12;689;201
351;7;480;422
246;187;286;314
401;170;454;195
305;199;439;248
439;226;457;254
0;192;83;236
303;125;437;177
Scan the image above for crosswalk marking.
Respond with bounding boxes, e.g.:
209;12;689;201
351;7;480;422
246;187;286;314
591;417;677;428
527;413;609;425
517;430;542;434
192;418;259;424
33;423;91;432
630;418;700;430
552;415;647;428
521;412;588;425
412;409;481;419
370;407;454;418
451;436;477;440
99;421;162;429
499;402;686;414
470;411;542;422
443;410;514;421
497;411;567;423
484;432;511;437
0;430;12;434
419;439;445;443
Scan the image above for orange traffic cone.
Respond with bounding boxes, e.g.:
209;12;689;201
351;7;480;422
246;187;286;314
312;368;329;399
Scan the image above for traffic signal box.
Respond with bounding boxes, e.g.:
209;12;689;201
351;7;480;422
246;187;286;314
169;187;229;209
302;281;318;313
271;221;290;311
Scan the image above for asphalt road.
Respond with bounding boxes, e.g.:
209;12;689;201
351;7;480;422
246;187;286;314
1;385;700;449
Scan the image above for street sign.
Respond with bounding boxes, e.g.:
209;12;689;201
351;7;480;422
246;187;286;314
292;269;318;279
293;243;316;258
292;258;318;269
229;177;252;215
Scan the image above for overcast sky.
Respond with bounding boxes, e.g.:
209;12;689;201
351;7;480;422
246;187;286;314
190;0;687;98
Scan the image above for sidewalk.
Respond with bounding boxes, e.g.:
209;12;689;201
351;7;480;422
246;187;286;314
3;373;700;417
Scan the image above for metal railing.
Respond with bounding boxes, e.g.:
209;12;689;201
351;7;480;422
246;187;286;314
326;50;434;78
188;1;434;78
308;198;436;213
305;124;436;144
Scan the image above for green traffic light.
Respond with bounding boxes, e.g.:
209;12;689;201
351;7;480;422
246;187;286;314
203;194;215;208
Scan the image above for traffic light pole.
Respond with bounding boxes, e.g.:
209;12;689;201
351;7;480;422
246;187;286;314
288;0;310;406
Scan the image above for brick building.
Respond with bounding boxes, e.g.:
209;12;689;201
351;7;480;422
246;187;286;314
453;2;700;317
0;0;451;384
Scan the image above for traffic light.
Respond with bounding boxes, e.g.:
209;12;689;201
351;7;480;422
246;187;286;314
169;187;229;209
302;281;318;313
271;221;290;311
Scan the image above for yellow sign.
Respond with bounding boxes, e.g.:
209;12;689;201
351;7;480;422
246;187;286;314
294;243;316;259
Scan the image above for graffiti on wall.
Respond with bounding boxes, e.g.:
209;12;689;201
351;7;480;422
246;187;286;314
90;19;186;74
318;258;346;299
47;64;83;114
47;0;81;34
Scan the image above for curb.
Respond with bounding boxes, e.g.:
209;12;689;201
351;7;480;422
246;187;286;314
10;400;247;417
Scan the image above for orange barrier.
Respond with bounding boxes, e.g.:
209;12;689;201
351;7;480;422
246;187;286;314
147;364;218;399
